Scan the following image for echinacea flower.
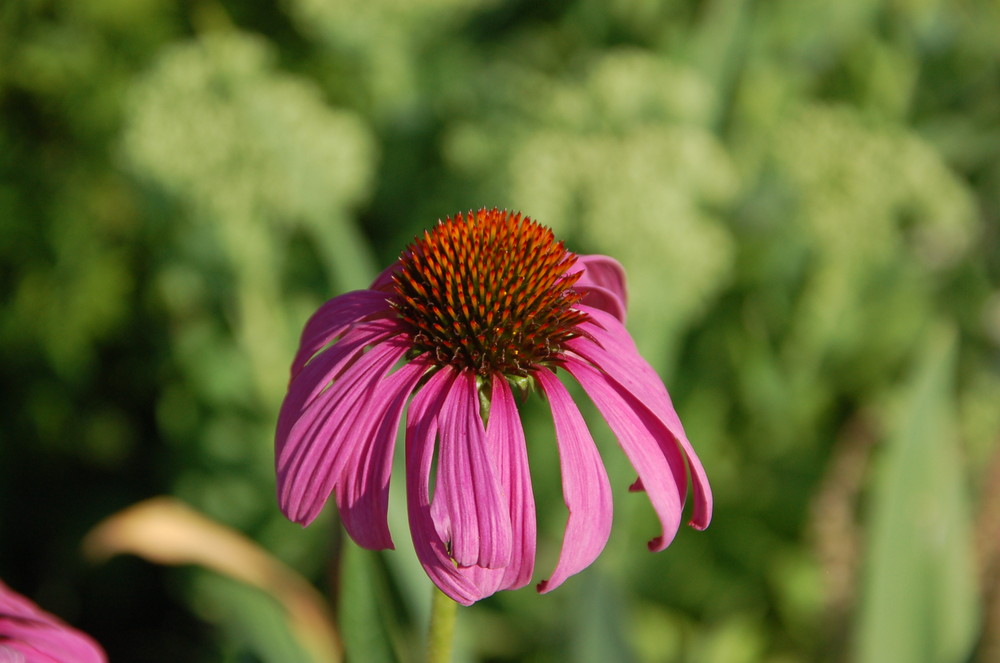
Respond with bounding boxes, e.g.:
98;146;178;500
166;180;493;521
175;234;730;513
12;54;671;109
275;208;711;605
0;579;107;663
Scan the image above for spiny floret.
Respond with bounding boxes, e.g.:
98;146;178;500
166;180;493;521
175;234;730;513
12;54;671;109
392;208;590;377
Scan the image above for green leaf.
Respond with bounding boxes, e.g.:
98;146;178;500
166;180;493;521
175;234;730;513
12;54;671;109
189;569;315;663
569;570;638;663
339;542;401;663
855;325;980;663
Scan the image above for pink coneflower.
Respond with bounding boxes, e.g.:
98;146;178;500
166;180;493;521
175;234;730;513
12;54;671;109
0;579;107;663
275;208;711;605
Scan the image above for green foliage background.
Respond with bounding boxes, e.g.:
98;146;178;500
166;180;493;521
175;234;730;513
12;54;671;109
1;0;999;661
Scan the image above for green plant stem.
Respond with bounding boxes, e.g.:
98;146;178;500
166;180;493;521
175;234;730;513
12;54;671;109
427;587;458;663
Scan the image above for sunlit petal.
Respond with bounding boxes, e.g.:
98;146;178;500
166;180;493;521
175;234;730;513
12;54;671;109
535;369;613;593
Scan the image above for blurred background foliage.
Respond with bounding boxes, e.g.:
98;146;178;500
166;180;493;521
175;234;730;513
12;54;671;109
1;0;999;661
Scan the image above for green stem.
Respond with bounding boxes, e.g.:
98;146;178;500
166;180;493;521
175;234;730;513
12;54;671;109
427;587;458;663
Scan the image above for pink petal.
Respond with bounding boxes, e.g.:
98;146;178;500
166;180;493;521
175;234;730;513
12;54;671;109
405;368;483;605
573;255;628;322
569;305;713;530
562;358;685;551
535;369;613;593
291;290;393;377
277;339;410;525
0;645;24;662
431;377;535;596
335;356;429;549
369;261;402;292
436;371;512;569
484;376;537;590
276;318;402;464
0;580;106;663
429;459;452;544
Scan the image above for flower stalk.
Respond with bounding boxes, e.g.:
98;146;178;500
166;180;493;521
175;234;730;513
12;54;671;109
427;588;458;663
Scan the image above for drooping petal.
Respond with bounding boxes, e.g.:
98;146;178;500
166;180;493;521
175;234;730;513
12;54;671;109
0;580;106;663
405;368;483;605
562;358;685;551
573;255;628;322
369;261;402;292
335;356;430;550
535;369;613;593
429;458;452;544
436;370;512;569
276;318;402;464
576;255;627;303
568;304;713;530
277;339;411;525
421;374;536;600
0;644;25;662
484;376;537;590
291;290;393;377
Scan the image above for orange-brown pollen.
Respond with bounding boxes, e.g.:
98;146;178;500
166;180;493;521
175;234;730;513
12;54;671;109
391;208;590;377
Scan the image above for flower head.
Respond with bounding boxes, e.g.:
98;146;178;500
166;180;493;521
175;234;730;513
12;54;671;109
392;211;589;377
276;208;712;605
0;580;107;663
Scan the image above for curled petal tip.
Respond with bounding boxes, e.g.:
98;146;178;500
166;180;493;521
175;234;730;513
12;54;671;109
287;509;318;528
647;536;667;552
687;515;712;531
648;521;680;551
451;593;477;607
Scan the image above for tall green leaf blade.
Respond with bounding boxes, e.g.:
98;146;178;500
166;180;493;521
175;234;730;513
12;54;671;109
189;569;315;663
339;542;400;663
569;571;638;663
856;325;979;663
